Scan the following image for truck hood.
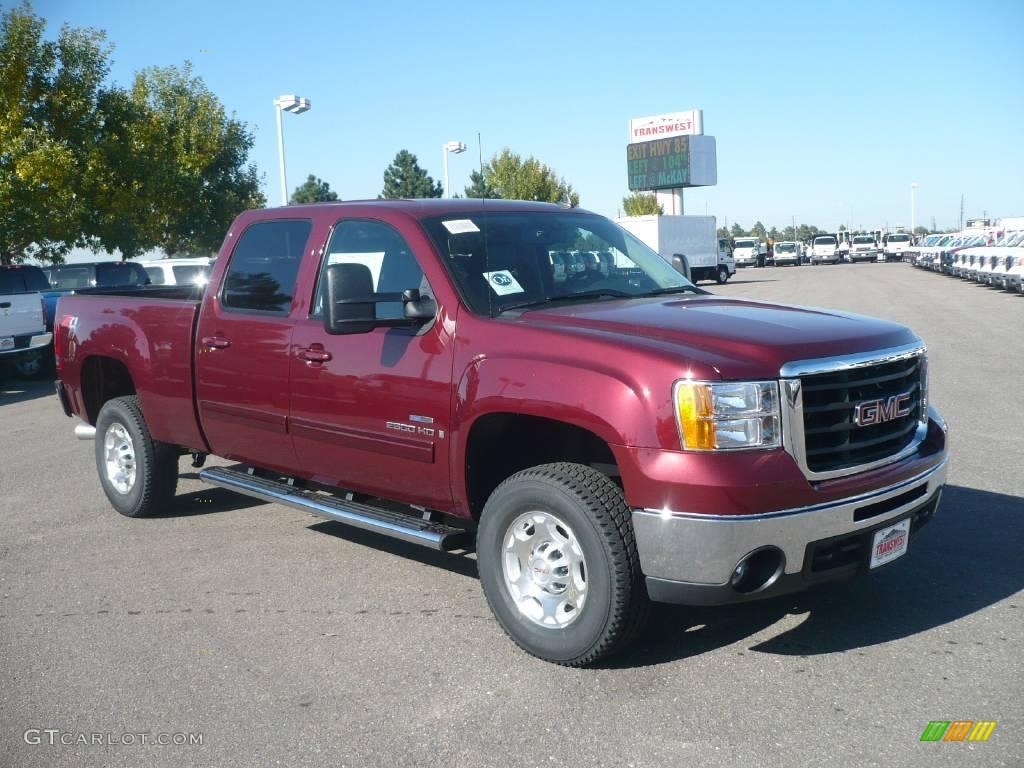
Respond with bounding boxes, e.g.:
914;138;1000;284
517;295;917;379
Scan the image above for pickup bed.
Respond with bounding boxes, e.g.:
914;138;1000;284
55;200;949;665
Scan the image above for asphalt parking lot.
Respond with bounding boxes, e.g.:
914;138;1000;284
1;262;1021;768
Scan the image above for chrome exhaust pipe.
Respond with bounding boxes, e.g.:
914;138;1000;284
74;423;96;440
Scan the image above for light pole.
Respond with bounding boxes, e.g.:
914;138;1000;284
443;141;467;198
910;182;918;236
273;95;311;206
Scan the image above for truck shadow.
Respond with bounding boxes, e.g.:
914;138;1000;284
153;486;270;517
0;376;55;406
605;484;1024;669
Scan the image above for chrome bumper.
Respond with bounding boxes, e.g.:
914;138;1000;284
633;457;947;587
0;332;52;356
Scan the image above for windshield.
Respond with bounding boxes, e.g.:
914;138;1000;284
421;211;696;316
734;239;758;248
814;236;837;246
853;236;874;244
172;264;210;285
775;243;796;253
887;234;910;243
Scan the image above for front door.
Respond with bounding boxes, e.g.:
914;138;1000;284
195;218;312;473
288;217;454;510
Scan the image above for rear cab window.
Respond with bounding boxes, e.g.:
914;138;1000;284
221;219;313;314
0;266;49;294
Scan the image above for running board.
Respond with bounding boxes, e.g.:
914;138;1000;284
199;466;472;551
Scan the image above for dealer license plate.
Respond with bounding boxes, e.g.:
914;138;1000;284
0;336;13;351
870;519;910;569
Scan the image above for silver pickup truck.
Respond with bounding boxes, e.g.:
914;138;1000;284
0;265;53;377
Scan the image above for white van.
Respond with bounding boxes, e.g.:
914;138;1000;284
136;257;213;287
771;241;801;266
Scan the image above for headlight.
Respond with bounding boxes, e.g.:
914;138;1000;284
674;380;781;451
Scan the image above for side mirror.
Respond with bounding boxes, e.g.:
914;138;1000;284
324;263;377;335
672;253;691;281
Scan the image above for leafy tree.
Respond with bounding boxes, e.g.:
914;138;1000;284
751;221;767;240
87;63;264;259
838;224;847;231
622;192;662;216
768;226;780;242
0;3;108;264
464;168;498;199
730;223;745;238
381;150;442;199
478;148;579;206
913;226;929;236
716;226;730;240
291;174;338;204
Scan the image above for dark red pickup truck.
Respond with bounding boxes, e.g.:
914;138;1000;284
55;200;948;665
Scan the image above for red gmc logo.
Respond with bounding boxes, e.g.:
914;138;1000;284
854;393;913;427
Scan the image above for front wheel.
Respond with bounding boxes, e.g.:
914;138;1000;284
477;463;649;666
95;395;179;517
716;266;729;284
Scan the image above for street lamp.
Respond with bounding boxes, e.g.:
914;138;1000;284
273;94;311;206
443;140;467;198
911;182;919;235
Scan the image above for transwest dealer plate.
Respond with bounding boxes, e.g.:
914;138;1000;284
0;336;13;351
870;518;910;569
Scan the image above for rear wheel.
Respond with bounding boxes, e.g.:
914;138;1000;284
477;463;648;666
95;396;179;517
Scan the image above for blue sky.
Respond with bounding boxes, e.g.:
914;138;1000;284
37;0;1024;231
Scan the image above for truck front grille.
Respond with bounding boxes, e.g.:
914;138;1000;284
800;355;924;473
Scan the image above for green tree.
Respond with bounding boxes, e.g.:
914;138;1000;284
86;63;264;259
0;2;109;264
730;223;745;238
291;174;338;204
478;148;579;206
381;150;442;199
751;221;767;240
464;168;498;199
913;226;929;236
768;226;780;242
717;226;730;240
838;224;847;231
621;192;662;216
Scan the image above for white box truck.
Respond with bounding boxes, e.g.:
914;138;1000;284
616;215;736;284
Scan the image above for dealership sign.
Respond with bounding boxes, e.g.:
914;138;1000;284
629;109;703;142
626;135;717;191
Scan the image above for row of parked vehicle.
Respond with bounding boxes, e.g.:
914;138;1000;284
907;231;1024;292
1;257;213;379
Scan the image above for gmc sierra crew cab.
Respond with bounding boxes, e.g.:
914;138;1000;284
54;200;949;666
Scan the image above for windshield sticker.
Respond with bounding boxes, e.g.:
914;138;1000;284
442;219;480;234
483;270;524;296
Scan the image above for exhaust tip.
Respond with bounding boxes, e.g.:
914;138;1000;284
74;424;96;440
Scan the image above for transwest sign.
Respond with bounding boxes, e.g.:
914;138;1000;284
629;109;703;142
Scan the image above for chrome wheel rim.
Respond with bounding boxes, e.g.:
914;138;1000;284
103;422;136;494
501;511;588;628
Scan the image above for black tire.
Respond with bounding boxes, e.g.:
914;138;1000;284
94;395;179;517
716;266;729;284
477;463;649;666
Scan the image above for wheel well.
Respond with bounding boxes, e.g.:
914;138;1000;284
81;356;136;424
465;413;618;519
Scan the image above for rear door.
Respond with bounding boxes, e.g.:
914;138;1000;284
195;218;312;473
288;216;455;509
0;267;47;342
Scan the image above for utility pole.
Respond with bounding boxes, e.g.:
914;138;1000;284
960;194;964;231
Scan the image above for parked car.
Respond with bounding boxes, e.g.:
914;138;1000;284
849;235;880;263
810;234;840;264
40;261;151;332
136;257;213;287
771;241;801;266
0;264;52;377
55;199;949;666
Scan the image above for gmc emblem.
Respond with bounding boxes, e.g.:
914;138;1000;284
854;393;913;427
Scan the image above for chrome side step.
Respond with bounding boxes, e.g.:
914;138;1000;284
199;466;472;551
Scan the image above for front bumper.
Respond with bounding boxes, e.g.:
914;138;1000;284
635;458;946;604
